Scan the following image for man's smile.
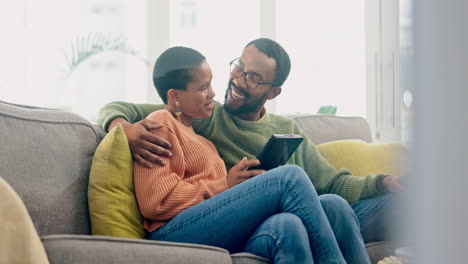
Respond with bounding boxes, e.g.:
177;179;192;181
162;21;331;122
231;89;245;99
229;81;247;100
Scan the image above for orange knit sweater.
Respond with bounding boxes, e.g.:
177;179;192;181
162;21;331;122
134;110;230;232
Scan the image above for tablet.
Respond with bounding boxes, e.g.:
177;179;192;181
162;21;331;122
251;134;304;171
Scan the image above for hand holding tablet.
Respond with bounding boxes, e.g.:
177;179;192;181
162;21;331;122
250;134;304;171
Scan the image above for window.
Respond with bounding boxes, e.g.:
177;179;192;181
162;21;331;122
399;0;414;145
180;0;197;29
1;0;402;139
0;0;147;122
275;0;367;117
365;0;401;142
169;0;260;103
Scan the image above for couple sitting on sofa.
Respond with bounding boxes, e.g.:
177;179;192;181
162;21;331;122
98;38;404;263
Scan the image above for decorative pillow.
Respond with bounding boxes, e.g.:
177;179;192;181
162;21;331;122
88;124;145;239
317;139;409;176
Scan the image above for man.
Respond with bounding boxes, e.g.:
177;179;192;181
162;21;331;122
98;38;403;243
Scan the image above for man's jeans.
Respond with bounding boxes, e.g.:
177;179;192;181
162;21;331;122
149;165;370;264
352;193;397;243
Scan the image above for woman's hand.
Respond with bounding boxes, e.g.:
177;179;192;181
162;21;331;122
226;157;266;187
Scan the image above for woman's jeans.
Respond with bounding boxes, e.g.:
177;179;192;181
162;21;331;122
148;165;370;264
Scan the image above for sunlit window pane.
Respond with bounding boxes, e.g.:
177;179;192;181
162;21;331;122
0;0;147;122
276;0;366;117
169;0;260;102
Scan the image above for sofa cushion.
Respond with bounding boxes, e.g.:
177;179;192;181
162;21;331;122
365;241;397;264
288;114;373;144
231;253;271;264
317;140;409;176
0;100;102;236
88;124;145;239
41;234;232;264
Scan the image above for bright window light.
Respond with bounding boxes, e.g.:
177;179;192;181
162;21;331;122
169;0;261;103
0;0;147;123
276;0;366;117
1;0;368;121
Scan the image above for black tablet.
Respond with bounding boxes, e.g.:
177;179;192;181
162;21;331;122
251;134;304;170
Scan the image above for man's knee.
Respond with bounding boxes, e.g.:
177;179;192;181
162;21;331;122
320;194;348;209
245;213;311;262
250;213;307;246
271;213;304;231
320;194;356;219
270;213;309;246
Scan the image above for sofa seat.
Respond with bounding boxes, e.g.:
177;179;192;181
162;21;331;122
231;253;271;264
41;234;233;264
365;241;398;264
41;234;392;264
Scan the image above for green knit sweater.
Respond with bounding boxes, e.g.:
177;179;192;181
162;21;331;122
97;101;385;204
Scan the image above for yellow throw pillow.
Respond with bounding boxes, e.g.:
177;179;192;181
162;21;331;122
88;124;145;239
317;139;409;176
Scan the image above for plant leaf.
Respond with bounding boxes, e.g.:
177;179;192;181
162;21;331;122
317;105;337;115
64;32;145;75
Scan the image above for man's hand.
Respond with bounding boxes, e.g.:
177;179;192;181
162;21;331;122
382;175;406;193
110;118;172;168
226;157;266;187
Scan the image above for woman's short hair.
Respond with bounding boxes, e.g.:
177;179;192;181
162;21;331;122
153;46;206;103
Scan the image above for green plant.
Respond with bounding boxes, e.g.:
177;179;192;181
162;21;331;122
317;105;337;115
64;32;148;76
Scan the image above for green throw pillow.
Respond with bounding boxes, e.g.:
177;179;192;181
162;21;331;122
88;124;145;239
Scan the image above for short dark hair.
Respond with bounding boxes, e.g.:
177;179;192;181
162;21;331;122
153;46;206;103
245;38;291;87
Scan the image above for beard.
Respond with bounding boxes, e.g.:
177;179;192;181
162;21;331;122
223;81;268;116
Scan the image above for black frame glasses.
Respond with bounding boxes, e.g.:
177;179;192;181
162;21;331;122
229;58;277;89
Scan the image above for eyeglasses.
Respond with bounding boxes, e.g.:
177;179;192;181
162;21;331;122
229;58;277;89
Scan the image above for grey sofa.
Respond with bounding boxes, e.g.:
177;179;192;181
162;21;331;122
0;100;395;264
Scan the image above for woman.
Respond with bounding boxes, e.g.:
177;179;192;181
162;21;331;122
134;46;370;264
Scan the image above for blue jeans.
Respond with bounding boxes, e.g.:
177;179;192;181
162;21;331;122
351;193;397;243
148;165;370;264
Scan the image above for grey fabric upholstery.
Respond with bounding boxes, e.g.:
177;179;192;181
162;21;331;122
0;100;100;236
231;253;271;264
1;100;392;263
287;114;373;144
42;235;231;264
366;241;398;264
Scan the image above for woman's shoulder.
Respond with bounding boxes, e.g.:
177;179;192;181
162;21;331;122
147;110;176;128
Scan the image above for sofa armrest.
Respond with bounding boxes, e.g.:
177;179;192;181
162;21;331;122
41;234;232;264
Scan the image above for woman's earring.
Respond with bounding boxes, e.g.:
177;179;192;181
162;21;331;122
175;101;182;122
